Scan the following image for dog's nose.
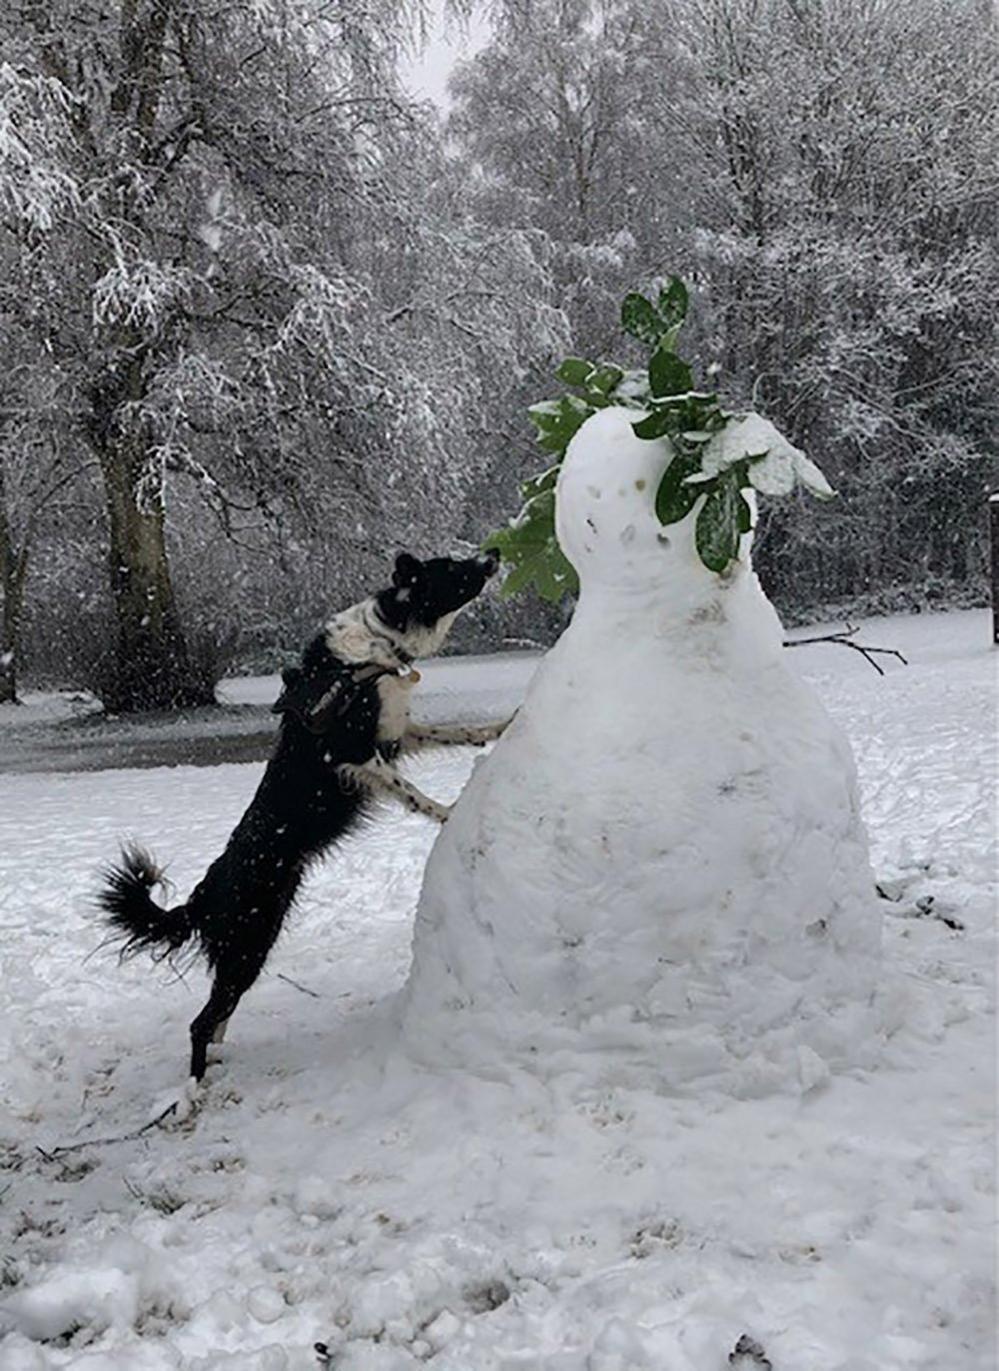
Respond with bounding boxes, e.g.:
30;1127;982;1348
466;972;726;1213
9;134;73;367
480;550;500;577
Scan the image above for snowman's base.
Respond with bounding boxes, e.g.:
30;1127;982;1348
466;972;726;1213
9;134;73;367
399;989;882;1099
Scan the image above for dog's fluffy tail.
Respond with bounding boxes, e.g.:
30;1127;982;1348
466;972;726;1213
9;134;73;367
97;844;196;961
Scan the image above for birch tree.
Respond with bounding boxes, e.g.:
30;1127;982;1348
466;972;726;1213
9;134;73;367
454;0;999;612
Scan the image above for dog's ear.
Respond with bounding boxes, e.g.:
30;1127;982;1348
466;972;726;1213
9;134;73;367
393;552;422;588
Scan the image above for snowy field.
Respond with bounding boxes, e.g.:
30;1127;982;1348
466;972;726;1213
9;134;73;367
0;610;995;1370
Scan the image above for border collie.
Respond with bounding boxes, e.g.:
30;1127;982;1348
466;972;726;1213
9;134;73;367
98;551;503;1081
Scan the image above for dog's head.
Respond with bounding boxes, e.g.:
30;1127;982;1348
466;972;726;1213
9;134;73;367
272;551;498;735
375;551;498;657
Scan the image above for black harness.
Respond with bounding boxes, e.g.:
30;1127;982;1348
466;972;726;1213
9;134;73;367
271;607;413;736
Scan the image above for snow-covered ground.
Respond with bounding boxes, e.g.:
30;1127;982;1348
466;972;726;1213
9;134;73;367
0;611;994;1370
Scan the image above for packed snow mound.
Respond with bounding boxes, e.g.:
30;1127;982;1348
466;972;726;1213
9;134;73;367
401;406;882;1094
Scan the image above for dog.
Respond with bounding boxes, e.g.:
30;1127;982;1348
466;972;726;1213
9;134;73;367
98;551;505;1081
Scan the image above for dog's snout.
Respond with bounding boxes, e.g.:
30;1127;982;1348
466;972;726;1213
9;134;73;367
480;550;500;577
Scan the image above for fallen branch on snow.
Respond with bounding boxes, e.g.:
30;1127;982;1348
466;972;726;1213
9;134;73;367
35;1099;184;1162
276;971;322;998
782;623;907;676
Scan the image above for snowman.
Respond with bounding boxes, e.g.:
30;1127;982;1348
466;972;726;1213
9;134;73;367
400;406;881;1096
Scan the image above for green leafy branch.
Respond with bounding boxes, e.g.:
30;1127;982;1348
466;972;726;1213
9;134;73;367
486;278;836;600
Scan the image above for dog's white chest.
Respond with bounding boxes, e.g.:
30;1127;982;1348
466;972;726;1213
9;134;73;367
376;672;418;743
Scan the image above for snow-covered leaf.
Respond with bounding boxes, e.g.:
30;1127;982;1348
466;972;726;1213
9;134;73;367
746;447;796;497
793;452;837;500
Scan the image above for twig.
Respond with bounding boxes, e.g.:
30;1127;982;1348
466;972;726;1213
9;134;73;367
276;972;322;998
782;622;907;676
36;1099;182;1161
878;889;965;932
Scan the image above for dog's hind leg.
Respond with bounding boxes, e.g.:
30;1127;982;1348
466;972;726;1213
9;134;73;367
188;913;286;1079
190;981;245;1081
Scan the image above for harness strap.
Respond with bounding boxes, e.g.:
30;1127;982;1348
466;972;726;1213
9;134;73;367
359;604;413;670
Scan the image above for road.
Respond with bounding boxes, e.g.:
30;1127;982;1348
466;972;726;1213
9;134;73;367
0;653;541;775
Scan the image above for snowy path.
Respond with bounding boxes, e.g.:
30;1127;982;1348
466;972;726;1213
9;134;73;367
0;611;994;1370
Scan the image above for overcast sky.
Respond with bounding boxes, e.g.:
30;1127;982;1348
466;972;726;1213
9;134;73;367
399;9;491;106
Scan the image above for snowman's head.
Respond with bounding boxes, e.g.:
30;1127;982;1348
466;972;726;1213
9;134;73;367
555;408;687;596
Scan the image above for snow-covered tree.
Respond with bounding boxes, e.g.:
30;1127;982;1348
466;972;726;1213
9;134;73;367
449;0;676;356
0;65;89;703
0;1;565;707
650;0;999;604
453;0;999;614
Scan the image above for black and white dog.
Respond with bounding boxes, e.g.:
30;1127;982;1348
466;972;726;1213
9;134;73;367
98;551;503;1081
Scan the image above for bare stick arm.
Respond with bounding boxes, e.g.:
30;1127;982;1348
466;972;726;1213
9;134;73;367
403;718;512;752
340;756;451;823
782;624;907;676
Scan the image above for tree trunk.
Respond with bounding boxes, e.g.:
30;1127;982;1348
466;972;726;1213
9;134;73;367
99;458;209;713
990;492;999;647
0;484;22;705
91;360;213;714
81;0;214;714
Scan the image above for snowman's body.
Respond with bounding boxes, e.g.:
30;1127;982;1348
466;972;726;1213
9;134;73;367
401;408;880;1094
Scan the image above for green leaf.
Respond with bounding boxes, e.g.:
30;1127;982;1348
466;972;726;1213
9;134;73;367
657;322;683;354
501;539;578;602
658;277;689;327
531;394;593;455
519;465;559;500
632;410;674;441
655;450;703;525
587;364;624;395
736;491;753;534
526;400;563;433
556;357;593;386
621;292;662;346
695;471;742;572
485;476;579;604
649;346;693;399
